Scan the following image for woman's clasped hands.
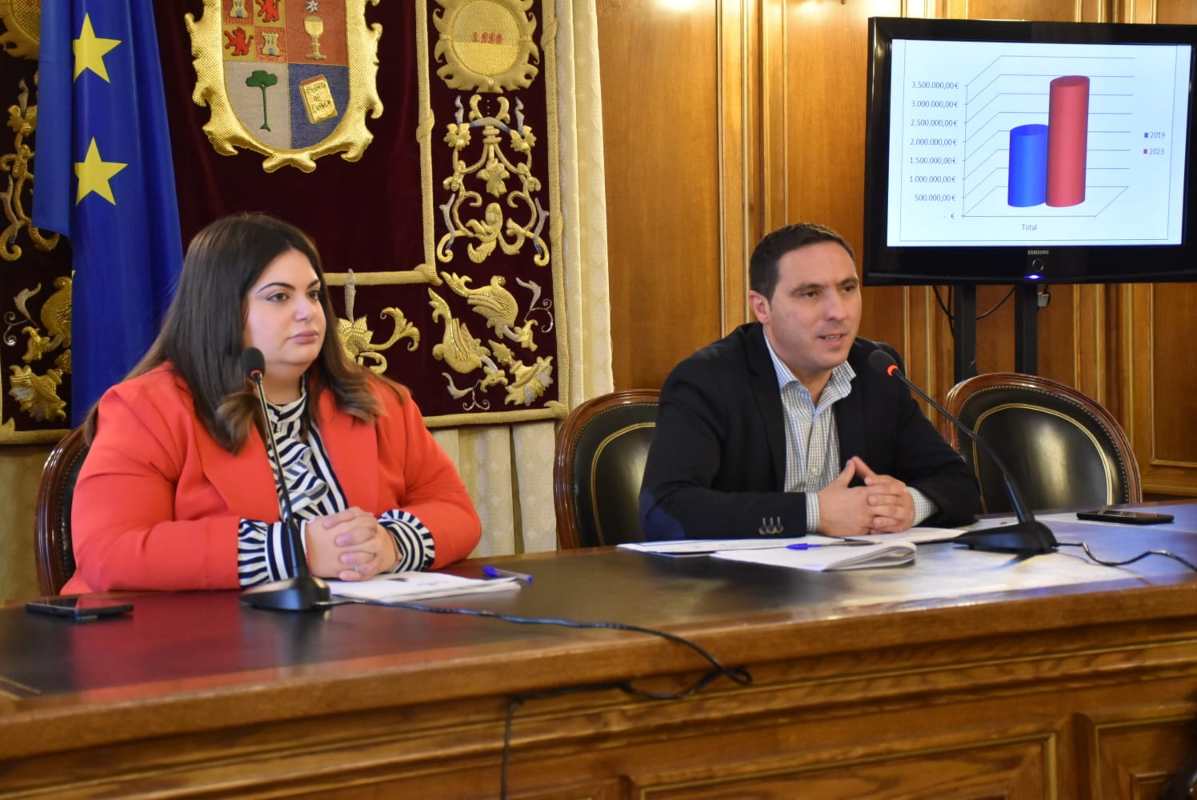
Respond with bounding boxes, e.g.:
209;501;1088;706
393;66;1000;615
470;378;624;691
305;507;399;581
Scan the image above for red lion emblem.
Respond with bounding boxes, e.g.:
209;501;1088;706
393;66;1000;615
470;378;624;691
256;0;281;23
223;27;253;57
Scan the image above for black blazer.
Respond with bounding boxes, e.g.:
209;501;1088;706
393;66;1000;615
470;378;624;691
639;323;981;539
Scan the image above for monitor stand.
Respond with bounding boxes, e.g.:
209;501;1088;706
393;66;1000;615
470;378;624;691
950;283;1043;383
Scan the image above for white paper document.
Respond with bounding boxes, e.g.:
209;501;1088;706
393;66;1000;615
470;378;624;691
617;527;962;556
832;545;1142;608
839;527;963;545
712;539;917;572
328;571;522;603
618;538;811;555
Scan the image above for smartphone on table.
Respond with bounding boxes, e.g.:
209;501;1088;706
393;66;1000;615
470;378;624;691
25;596;133;622
1075;508;1175;525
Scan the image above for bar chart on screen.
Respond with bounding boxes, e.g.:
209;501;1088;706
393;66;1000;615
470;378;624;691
887;38;1191;247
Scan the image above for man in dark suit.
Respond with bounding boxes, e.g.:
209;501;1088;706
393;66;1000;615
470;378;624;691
639;223;980;540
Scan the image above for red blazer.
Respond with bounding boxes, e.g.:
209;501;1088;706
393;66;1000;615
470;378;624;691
63;365;482;593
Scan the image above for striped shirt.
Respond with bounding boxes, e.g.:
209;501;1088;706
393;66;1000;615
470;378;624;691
762;336;938;532
236;390;435;586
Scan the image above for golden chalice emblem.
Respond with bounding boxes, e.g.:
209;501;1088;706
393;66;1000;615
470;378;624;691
303;14;326;60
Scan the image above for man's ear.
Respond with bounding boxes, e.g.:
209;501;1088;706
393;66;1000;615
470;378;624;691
748;290;770;324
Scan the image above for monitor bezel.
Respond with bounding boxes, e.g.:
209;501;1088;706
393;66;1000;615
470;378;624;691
863;16;1197;286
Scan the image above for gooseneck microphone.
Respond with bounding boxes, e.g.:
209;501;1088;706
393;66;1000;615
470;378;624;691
239;347;332;610
867;348;1057;555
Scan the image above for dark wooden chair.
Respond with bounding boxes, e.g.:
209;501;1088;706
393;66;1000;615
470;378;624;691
35;427;89;595
944;372;1141;514
553;389;659;549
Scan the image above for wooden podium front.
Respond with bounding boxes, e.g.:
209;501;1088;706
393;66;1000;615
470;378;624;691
3;507;1197;798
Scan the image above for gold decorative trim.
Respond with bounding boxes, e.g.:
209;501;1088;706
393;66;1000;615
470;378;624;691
0;0;40;60
335;270;420;374
427;280;554;411
589;421;654;545
0;79;58;261
972;402;1116;506
414;0;566;426
431;0;539;93
185;0;384;173
0;273;71;443
542;0;569;415
435;94;548;267
324;265;438;287
426;404;565;429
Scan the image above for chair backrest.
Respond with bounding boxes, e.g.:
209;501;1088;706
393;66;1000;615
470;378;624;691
944;372;1141;514
554;389;659;549
35;427;89;595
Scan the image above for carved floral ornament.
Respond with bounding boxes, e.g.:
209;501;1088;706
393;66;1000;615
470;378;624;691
186;0;384;172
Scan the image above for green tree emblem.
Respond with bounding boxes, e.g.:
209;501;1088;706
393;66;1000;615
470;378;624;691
245;70;279;131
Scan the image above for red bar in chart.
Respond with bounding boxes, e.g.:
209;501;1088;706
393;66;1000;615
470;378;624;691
1046;75;1090;207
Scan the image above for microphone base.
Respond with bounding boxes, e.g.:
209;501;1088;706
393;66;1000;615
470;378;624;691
241;575;331;611
955;520;1058;555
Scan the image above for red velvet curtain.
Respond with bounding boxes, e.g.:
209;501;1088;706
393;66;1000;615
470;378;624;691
153;1;558;420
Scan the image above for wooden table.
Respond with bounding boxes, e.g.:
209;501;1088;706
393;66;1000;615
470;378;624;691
4;506;1197;798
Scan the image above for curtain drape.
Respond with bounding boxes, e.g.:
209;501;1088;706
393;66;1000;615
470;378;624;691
431;0;612;556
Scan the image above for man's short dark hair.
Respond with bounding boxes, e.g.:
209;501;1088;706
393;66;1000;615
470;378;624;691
749;223;855;300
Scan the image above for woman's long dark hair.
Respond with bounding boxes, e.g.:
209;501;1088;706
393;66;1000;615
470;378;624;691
84;213;391;450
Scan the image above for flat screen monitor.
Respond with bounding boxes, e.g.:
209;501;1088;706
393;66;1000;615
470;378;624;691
863;17;1197;284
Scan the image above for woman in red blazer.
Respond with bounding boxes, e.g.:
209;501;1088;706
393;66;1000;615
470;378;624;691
63;214;481;594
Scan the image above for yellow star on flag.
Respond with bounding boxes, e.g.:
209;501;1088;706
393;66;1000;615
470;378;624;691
75;138;128;205
73;13;121;82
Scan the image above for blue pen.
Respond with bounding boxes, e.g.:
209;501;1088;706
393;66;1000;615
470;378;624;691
787;540;875;550
482;565;534;583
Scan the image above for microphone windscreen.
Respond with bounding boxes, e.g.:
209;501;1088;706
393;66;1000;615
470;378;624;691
241;347;266;377
867;348;899;376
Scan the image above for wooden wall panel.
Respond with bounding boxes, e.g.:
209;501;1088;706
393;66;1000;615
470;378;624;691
1123;284;1197;496
937;0;1101;402
1113;1;1197;496
952;0;1083;19
1148;287;1197;463
599;1;724;391
717;0;758;333
1158;0;1197;24
599;0;1197;496
773;1;907;379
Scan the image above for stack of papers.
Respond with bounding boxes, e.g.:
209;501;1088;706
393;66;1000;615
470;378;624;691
617;527;961;557
619;538;811;555
328;571;522;603
617;530;965;572
712;538;917;572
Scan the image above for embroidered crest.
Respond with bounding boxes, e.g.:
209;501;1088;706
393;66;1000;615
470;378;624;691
432;0;538;93
185;0;383;172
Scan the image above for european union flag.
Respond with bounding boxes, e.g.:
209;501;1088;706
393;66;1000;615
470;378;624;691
33;0;182;424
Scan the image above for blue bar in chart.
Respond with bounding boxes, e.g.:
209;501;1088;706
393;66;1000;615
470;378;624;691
1007;124;1049;207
